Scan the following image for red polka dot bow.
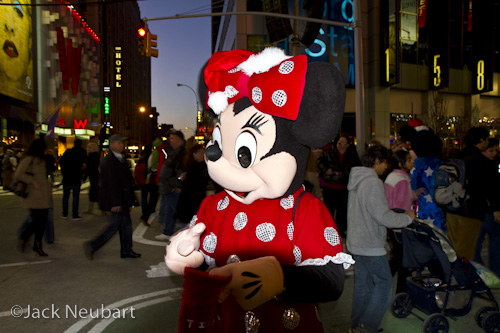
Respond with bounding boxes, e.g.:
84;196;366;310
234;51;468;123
204;47;308;121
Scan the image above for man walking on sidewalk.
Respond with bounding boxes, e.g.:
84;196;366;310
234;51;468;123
83;134;141;260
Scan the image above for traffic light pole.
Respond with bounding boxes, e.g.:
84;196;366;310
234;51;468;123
143;1;366;154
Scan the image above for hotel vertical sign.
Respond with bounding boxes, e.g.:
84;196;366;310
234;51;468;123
115;46;122;88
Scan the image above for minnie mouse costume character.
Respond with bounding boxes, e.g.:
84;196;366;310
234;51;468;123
165;47;354;332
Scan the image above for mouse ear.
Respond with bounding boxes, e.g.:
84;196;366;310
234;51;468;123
291;62;345;148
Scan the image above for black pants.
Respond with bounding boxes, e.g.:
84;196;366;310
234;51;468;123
322;187;348;237
89;211;133;254
388;229;408;294
20;209;48;247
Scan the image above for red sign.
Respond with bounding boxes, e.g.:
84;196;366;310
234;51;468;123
418;0;427;28
467;0;473;31
56;27;82;95
74;119;88;129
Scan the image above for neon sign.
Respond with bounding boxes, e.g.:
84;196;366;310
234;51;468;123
477;60;484;91
115;46;122;88
304;0;355;86
433;54;441;87
74;119;88;129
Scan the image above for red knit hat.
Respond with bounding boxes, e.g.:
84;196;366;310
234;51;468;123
204;47;308;121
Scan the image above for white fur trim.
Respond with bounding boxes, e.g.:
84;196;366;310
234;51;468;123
207;91;228;115
238;47;292;76
415;125;429;132
299;252;355;270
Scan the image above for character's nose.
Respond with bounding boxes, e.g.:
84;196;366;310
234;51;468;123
205;142;222;162
4;24;13;34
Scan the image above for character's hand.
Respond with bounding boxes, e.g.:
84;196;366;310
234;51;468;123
165;223;206;275
111;206;122;212
416;187;426;197
209;256;284;311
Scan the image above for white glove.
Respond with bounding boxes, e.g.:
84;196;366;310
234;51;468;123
165;223;206;275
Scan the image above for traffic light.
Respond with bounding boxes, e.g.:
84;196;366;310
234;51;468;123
138;25;147;56
146;31;158;58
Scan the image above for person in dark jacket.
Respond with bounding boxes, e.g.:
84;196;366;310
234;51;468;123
82;134;140;260
317;135;361;237
447;127;500;261
83;142;101;214
155;130;185;240
59;138;87;220
176;144;208;224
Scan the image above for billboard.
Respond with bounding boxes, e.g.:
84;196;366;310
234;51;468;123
0;0;33;103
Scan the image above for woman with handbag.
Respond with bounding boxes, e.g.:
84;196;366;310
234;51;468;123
14;138;53;256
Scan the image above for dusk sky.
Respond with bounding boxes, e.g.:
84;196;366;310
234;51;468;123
138;0;212;137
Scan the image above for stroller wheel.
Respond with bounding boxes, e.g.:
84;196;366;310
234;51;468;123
391;293;412;318
482;311;500;333
422;313;449;333
476;307;497;328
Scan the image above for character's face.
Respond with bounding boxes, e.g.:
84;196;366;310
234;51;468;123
205;103;297;205
0;0;31;81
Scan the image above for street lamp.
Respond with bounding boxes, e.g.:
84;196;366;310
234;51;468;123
139;106;146;113
177;83;200;133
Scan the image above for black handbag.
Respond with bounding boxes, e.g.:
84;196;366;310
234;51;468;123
11;159;33;198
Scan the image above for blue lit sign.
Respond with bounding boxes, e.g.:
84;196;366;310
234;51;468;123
300;0;355;86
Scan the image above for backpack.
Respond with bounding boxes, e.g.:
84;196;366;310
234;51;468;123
434;158;468;214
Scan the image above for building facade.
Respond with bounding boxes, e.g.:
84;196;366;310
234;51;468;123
211;0;500;154
0;0;153;156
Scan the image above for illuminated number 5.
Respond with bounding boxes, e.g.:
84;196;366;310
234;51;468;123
433;54;441;87
477;60;484;91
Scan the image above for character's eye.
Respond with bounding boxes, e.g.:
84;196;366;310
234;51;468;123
235;131;257;168
13;1;24;18
211;126;222;151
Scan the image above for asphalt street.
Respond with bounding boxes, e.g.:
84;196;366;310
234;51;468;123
1;181;499;333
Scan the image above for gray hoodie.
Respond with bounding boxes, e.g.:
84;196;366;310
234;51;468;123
346;166;412;256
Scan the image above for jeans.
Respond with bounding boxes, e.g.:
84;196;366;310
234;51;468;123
89;211;133;254
140;183;159;221
351;254;393;332
159;191;179;236
474;213;500;277
62;184;81;218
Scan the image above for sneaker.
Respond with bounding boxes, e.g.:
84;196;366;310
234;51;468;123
147;212;159;226
72;216;83;221
61;215;68;220
155;234;171;241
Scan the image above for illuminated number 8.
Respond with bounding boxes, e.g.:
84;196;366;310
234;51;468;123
477;60;484;91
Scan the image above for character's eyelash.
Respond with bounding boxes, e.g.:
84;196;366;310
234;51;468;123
241;112;268;135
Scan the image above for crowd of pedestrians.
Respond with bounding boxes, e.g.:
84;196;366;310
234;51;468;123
7;121;500;332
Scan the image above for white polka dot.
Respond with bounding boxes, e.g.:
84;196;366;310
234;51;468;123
202;252;216;268
280;195;294;210
287;222;294;241
224;85;239;98
279;61;294;74
203;232;217;253
189;215;198;229
234;212;248;231
217;196;229;211
252;87;262;103
324;227;340;246
272;90;287;107
293;246;302;265
256;223;276;242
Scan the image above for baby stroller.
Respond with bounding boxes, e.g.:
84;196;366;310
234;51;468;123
390;218;500;333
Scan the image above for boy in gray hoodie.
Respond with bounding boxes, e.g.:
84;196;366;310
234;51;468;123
347;146;415;333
